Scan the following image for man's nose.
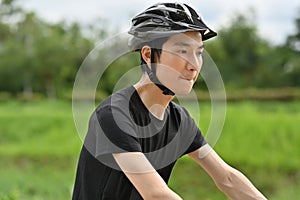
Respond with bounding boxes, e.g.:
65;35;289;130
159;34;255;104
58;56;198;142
186;54;201;71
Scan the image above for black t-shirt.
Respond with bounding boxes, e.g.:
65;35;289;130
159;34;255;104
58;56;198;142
72;86;206;200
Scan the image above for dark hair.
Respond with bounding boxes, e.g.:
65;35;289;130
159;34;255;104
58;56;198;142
140;37;169;72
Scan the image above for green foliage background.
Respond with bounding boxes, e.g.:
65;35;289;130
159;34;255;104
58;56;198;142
0;1;300;99
0;1;300;199
0;100;299;199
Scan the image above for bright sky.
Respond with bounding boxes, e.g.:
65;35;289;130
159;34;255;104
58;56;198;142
20;0;299;45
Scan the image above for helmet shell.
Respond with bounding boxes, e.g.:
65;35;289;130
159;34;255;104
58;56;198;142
128;2;217;50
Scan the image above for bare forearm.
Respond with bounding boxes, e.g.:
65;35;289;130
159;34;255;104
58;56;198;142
113;153;182;200
144;187;182;200
189;146;267;200
216;168;267;200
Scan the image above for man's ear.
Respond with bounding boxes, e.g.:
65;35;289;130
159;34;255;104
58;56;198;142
141;46;152;69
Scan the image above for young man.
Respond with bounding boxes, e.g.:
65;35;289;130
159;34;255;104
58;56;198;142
72;3;267;200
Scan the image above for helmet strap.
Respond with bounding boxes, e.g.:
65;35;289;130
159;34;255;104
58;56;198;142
145;49;175;96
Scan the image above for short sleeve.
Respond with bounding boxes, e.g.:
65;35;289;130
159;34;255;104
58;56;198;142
98;105;142;153
84;104;142;159
184;128;207;154
177;106;207;155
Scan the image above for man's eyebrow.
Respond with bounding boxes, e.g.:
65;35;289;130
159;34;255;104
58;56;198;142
173;42;190;47
173;42;205;49
199;44;205;49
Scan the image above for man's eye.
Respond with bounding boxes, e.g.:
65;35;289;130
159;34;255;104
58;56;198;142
177;50;187;54
197;51;203;56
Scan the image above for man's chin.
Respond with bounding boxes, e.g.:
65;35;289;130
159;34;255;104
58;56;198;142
173;88;193;96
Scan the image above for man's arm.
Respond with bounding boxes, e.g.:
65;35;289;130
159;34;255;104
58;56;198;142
189;144;267;200
113;152;182;200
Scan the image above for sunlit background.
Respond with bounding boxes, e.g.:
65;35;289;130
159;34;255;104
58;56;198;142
0;0;299;199
20;0;299;45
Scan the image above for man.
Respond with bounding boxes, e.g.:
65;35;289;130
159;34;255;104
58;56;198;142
72;3;267;199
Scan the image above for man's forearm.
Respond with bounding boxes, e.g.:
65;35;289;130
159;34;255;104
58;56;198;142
189;146;267;200
216;167;267;200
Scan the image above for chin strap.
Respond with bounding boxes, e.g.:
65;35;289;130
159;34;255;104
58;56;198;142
142;49;175;96
148;69;175;95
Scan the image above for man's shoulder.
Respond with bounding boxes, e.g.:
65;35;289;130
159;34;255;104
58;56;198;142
169;101;189;116
96;86;135;110
92;86;137;121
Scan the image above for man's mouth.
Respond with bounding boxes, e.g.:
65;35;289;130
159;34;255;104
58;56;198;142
180;76;194;82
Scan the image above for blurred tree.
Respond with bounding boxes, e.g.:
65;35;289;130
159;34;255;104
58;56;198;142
211;11;268;88
32;20;91;98
0;20;10;42
0;2;299;99
99;51;140;95
0;2;93;98
286;8;300;53
0;0;23;41
203;9;300;89
0;0;27;94
0;37;25;93
284;8;300;86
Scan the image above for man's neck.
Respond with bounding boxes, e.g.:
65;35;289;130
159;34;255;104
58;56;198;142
134;77;174;120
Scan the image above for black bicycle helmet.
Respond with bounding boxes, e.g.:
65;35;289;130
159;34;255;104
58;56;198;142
128;2;217;95
128;2;217;51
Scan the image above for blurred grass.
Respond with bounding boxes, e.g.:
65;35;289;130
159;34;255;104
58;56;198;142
0;100;81;200
0;100;299;199
170;100;300;199
0;101;81;158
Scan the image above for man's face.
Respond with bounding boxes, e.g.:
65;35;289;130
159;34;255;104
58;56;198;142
155;31;204;95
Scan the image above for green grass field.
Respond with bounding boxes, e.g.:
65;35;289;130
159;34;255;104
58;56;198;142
0;100;299;200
